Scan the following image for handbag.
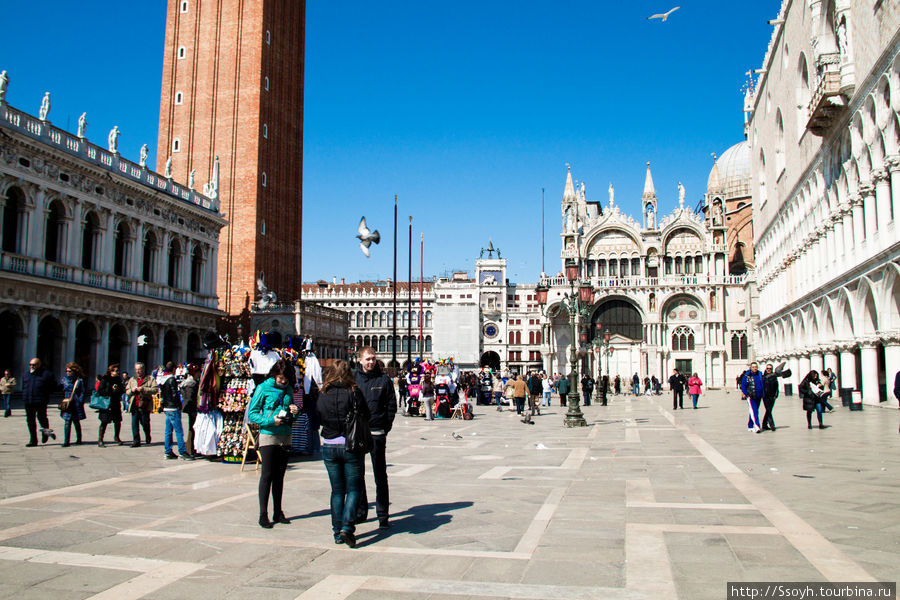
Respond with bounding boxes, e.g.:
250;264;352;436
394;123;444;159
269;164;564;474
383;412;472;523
59;380;79;412
344;390;373;454
89;390;111;411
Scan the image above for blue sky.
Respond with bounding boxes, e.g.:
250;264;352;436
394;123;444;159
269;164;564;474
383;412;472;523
1;1;779;285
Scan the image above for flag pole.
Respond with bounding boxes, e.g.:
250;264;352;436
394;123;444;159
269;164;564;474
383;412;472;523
392;195;397;370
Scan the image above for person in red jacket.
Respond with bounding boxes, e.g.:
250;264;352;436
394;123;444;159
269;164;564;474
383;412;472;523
687;373;703;409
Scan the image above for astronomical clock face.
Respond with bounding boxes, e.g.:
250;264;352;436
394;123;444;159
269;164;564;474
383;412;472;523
483;322;499;339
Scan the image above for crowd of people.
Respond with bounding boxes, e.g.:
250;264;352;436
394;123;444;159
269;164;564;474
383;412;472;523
739;362;841;433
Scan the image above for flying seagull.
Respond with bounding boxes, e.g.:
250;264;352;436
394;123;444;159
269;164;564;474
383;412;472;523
356;216;381;258
648;6;680;21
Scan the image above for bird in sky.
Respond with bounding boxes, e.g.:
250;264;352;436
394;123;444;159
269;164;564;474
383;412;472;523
647;6;680;21
356;216;381;258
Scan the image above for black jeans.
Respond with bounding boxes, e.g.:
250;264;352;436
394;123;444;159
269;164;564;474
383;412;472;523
25;402;50;444
258;444;289;517
131;410;151;443
762;396;776;429
672;389;684;409
64;419;82;444
358;434;389;521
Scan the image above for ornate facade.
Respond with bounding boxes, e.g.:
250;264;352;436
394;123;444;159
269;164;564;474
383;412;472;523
540;165;753;387
0;93;226;379
750;0;900;404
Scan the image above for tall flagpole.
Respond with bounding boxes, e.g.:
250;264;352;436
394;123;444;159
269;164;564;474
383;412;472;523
407;216;413;366
541;187;545;275
392;195;397;370
419;232;424;356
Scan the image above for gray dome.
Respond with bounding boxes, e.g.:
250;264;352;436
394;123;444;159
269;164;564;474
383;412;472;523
708;140;750;200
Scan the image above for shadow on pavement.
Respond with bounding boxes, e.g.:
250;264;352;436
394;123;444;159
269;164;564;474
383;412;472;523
355;500;474;545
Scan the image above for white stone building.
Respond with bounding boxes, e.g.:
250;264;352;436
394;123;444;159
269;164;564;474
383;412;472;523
749;0;900;404
0;95;226;379
540;165;753;387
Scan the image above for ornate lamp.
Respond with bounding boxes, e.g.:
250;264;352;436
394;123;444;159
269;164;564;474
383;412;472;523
535;282;549;306
565;259;579;282
579;281;593;304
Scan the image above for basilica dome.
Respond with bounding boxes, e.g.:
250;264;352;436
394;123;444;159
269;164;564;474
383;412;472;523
707;140;750;200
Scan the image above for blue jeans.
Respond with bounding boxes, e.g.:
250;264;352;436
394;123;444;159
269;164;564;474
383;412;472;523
164;410;187;455
690;393;699;408
543;391;551;406
322;444;364;535
3;394;10;413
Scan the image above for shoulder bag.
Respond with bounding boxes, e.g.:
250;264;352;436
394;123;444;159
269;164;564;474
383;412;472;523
59;379;79;412
89;389;111;411
344;389;373;454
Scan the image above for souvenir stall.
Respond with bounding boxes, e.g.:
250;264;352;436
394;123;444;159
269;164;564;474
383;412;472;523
192;332;305;464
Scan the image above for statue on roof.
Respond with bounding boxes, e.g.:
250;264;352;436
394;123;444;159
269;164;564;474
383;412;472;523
608;183;614;207
139;144;149;168
77;112;87;138
108;126;120;153
0;71;9;103
164;156;172;178
39;92;51;121
678;182;685;208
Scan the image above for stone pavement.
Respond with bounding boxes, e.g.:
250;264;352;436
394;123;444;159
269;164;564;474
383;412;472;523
0;389;897;600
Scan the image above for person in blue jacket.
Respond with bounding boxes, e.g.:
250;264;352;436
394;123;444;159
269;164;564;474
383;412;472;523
247;359;299;529
60;362;86;447
740;362;764;433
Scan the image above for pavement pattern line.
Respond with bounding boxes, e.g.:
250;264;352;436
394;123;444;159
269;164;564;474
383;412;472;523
656;401;878;583
294;574;650;600
0;499;142;542
625;525;678;599
0;460;209;505
513;486;567;555
627;501;758;510
0;545;205;600
128;490;258;531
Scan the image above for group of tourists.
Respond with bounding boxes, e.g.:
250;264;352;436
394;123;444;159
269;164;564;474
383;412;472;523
740;362;840;433
13;357;200;457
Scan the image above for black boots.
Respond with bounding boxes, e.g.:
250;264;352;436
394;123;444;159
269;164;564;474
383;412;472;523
98;424;107;447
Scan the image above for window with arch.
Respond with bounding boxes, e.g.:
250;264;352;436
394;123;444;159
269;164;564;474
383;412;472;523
709;291;717;310
175;91;183;105
142;231;157;282
378;336;386;352
113;221;131;277
379;311;386;327
364;312;371;328
172;138;181;152
775;109;785;174
190;245;203;292
355;312;362;327
797;54;810;138
758;150;768;205
44;201;66;263
2;186;25;253
81;212;100;270
180;0;188;12
177;46;186;59
402;311;408;327
264;76;269;91
425;336;432;352
731;331;748;360
261;172;267;187
671;326;695;351
167;239;182;287
425;310;432;327
263;124;268;139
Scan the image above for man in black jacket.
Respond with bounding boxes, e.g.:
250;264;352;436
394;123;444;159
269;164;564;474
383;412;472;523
158;362;193;460
23;358;59;446
761;363;779;431
668;369;687;410
354;346;397;529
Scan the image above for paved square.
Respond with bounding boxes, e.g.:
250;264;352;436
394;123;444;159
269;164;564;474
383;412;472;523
0;390;897;599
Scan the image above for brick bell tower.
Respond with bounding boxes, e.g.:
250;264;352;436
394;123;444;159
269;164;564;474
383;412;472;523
157;0;305;316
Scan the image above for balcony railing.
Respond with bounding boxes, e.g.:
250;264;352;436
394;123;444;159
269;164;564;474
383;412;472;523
540;274;746;289
807;69;846;136
0;252;217;309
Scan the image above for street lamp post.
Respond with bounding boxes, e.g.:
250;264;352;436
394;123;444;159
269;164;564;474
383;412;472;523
592;325;611;405
537;259;591;428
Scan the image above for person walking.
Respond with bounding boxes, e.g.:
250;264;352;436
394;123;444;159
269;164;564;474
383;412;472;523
668;368;687;410
23;358;58;446
493;373;503;410
97;364;125;447
799;370;827;429
651;375;661;395
513;374;530;421
1;369;16;418
557;373;571;407
318;359;369;547
740;362;764;433
179;364;200;456
60;363;85;447
613;375;621;396
248;359;299;528
354;347;397;529
529;372;543;414
821;369;837;412
503;376;516;410
581;374;594;407
761;363;779;431
598;374;609;406
158;362;192;460
687;372;703;409
631;373;640;396
542;374;553;407
125;363;156;447
420;372;435;420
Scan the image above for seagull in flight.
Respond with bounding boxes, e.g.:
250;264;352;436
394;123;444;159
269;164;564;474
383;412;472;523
356;216;381;258
647;6;680;21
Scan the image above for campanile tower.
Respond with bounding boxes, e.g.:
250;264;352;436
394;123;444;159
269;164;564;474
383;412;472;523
157;0;305;315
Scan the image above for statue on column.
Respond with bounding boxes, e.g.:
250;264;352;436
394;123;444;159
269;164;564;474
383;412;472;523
77;112;87;138
188;169;195;189
139;144;149;168
39;92;51;121
0;71;8;103
108;126;120;153
164;156;173;178
608;183;615;207
646;205;655;229
678;182;685;209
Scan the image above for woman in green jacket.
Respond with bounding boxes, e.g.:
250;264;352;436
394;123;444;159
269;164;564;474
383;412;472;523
247;359;299;528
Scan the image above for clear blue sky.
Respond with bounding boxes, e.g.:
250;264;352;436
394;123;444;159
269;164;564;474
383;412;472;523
1;1;779;286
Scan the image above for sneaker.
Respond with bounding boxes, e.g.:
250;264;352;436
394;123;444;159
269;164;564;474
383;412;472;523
180;454;195;461
165;452;178;460
334;534;344;544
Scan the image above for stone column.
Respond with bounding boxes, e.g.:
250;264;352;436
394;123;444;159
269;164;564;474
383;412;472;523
100;212;115;273
157;231;171;287
126;322;139;370
860;185;876;243
880;334;900;401
841;205;854;253
97;320;110;374
151;326;164;369
810;352;824;374
823;349;839;375
132;221;144;280
66;202;82;268
65;314;77;367
788;355;801;389
26;189;46;258
859;341;879;404
851;197;865;248
798;352;811;379
838;344;858;390
832;216;844;270
886;156;900;222
873;169;892;227
24;309;38;363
